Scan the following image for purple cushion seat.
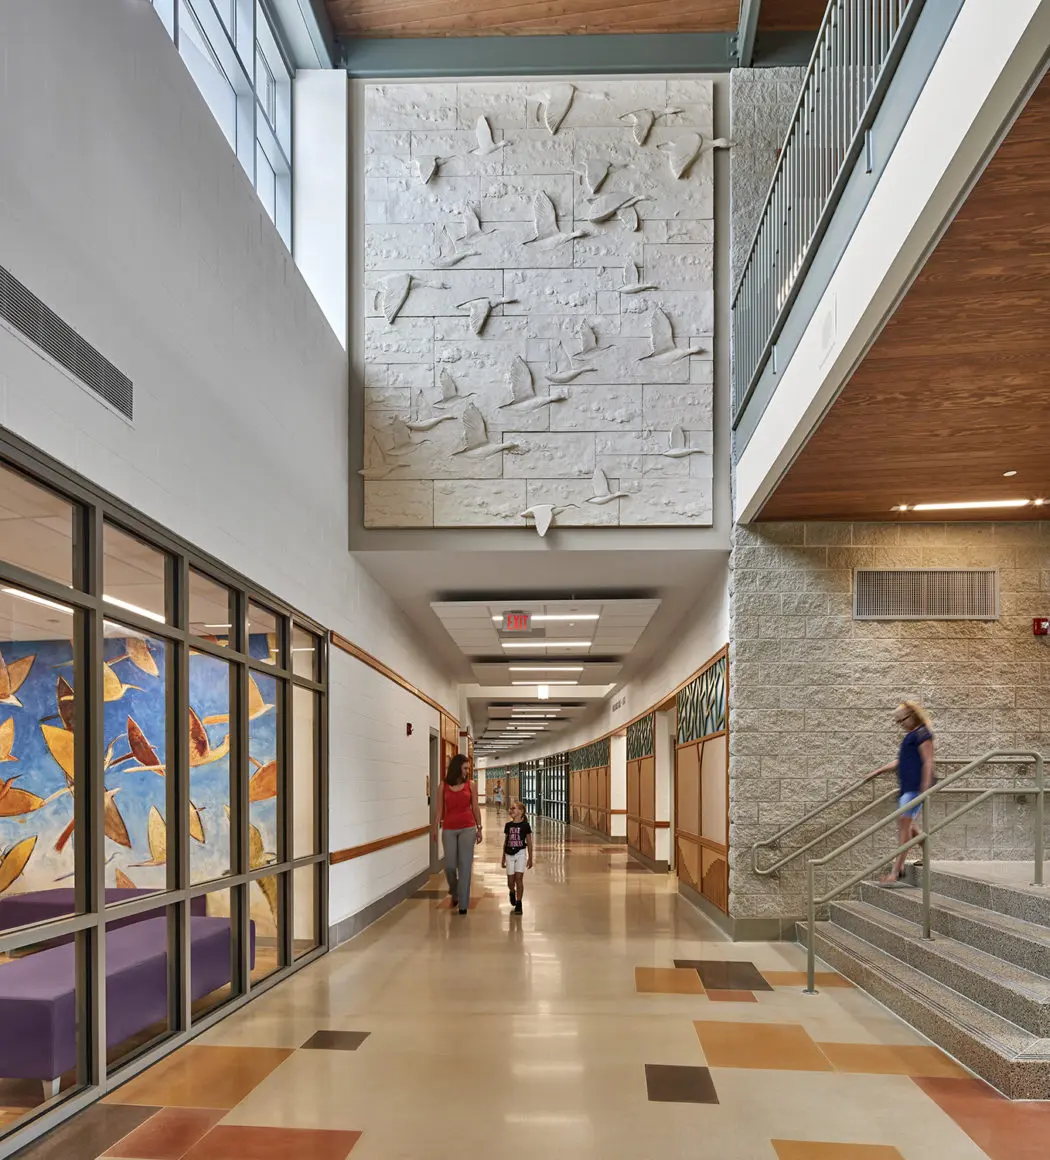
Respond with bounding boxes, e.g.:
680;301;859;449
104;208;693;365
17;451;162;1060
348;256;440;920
0;889;207;934
0;915;256;1082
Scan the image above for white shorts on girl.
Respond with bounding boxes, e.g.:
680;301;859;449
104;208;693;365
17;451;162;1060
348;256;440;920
505;850;528;874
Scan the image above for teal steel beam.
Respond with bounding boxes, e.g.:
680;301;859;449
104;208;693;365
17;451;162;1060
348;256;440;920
268;0;341;68
736;0;763;68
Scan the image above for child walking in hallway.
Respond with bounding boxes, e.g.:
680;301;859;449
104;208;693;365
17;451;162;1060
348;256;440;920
502;801;533;915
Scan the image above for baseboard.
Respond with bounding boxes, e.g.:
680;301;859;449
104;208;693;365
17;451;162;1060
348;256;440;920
328;867;432;947
569;820;619;843
677;880;800;941
630;848;670;874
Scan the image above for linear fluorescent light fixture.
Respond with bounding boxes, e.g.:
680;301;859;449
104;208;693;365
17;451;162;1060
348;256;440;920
492;614;598;623
894;499;1035;512
2;587;74;615
104;594;166;624
508;666;584;673
502;641;591;649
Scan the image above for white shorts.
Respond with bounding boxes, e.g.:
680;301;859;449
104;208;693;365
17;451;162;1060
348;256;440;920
505;850;528;874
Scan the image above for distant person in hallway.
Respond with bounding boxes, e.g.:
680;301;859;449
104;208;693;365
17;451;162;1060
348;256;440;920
868;701;935;884
494;780;504;818
502;802;533;915
434;754;482;915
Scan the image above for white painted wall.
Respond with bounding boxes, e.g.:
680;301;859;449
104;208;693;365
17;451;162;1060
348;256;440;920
654;708;675;864
0;1;455;931
609;733;627;839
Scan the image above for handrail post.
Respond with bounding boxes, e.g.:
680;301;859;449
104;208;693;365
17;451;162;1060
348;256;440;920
1035;753;1045;887
805;862;817;994
921;795;931;938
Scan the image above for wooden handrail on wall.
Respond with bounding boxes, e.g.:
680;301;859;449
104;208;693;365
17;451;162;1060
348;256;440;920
330;824;431;865
330;631;458;726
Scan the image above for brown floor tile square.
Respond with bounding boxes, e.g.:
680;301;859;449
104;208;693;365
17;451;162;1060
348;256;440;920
818;1042;968;1078
301;1031;370;1051
104;1046;293;1110
107;1107;225;1159
182;1125;361;1160
11;1104;159;1160
634;967;705;995
915;1076;1050;1160
707;990;757;1003
773;1143;904;1160
694;1021;834;1071
675;960;775;992
644;1064;719;1104
762;971;853;989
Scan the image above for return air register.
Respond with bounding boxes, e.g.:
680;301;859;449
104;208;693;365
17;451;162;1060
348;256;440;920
853;569;999;621
0;263;133;420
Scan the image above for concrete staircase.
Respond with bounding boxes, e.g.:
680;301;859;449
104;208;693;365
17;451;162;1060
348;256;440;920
799;865;1050;1098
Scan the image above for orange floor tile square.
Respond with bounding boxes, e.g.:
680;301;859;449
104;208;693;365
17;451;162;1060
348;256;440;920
915;1077;1050;1160
707;990;757;1003
693;1021;834;1071
104;1046;293;1110
817;1043;968;1078
635;967;705;994
762;971;853;989
181;1125;361;1160
107;1107;224;1158
773;1142;904;1160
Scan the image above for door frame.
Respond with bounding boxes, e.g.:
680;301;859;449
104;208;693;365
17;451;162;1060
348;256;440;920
429;728;441;873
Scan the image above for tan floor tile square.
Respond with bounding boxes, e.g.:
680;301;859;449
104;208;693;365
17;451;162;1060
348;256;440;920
773;1142;904;1160
694;1021;834;1071
762;971;853;989
634;967;705;995
818;1043;968;1078
104;1046;293;1110
707;990;757;1003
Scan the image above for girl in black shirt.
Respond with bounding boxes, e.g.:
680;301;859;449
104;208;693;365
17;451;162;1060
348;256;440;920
502;802;534;915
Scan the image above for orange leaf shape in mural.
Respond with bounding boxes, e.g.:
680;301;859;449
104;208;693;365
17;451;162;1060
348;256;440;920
132;805;167;867
126;716;164;774
0;835;38;895
124;637;159;678
0;774;46;818
115;868;137;889
0;718;17;764
248;759;277;803
41;723;75;785
0;651;35;708
189;801;206;844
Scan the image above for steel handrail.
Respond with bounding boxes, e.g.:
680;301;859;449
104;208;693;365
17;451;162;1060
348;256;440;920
803;750;1045;992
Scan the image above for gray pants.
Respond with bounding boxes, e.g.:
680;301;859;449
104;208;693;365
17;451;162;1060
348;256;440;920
443;826;476;908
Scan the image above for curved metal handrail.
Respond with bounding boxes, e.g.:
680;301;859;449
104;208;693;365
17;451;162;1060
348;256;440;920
803;750;1045;992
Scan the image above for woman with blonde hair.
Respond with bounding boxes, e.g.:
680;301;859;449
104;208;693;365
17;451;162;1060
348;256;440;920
868;701;935;883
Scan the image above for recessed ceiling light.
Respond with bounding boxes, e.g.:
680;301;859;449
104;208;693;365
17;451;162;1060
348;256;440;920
910;499;1031;511
508;666;584;673
502;641;590;649
1003;470;1018;477
512;680;578;686
103;595;167;623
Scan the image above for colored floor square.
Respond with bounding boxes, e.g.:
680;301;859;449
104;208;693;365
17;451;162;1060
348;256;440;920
773;1142;904;1160
634;967;705;994
181;1125;361;1160
915;1076;1050;1160
107;1107;224;1158
8;1104;158;1160
707;990;757;1003
762;971;853;989
694;1021;834;1072
104;1046;293;1110
644;1064;719;1104
300;1031;370;1052
675;960;774;992
817;1043;968;1078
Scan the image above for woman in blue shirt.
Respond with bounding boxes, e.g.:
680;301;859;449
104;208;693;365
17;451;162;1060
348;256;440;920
868;702;935;884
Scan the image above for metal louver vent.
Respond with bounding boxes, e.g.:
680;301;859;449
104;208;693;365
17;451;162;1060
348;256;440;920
0;264;133;420
853;569;999;621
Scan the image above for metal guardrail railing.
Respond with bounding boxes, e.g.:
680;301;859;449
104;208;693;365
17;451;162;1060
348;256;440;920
732;0;926;424
802;750;1045;993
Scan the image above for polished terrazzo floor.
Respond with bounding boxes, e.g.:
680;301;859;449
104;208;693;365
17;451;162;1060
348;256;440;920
14;815;1050;1159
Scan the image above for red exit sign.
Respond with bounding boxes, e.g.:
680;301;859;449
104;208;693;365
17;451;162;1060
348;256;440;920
502;612;531;632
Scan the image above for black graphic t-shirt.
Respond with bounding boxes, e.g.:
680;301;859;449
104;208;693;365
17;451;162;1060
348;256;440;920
503;820;532;854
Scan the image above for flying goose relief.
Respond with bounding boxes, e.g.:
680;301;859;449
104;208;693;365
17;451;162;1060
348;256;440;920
519;503;576;538
535;83;576;136
523;192;590;249
434;225;479;269
588;468;630;506
662;425;708;459
457;296;519;336
657;132;732;180
434;368;477;409
453;403;521;459
471;115;508;157
500;356;567;413
376;274;448;324
547;342;595;386
640;307;706;366
619;106;683;146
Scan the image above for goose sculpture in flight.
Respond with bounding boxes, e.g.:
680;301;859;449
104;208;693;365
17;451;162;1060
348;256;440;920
588;468;630;506
376;274;448;324
453;403;521;460
619;106;683;146
471;115;508;157
434;368;477;409
519;503;576;538
457;295;519;336
662;425;708;459
501;356;567;413
524;192;590;250
641;307;706;366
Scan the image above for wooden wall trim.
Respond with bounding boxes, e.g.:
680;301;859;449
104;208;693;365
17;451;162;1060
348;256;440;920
610;809;627;816
330;631;458;726
674;832;728;855
329;824;431;865
625;814;670;828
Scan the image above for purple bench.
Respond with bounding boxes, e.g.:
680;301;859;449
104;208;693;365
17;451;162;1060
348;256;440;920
0;889;207;934
0;915;255;1098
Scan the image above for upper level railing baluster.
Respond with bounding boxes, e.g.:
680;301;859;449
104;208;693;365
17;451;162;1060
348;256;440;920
731;0;926;425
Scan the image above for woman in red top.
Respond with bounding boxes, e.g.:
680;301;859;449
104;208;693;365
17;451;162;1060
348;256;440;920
433;754;482;915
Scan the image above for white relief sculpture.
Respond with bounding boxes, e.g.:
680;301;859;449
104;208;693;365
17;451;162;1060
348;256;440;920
471;115;508;157
358;435;407;480
389;415;431;451
459;205;494;241
662;425;708;459
618;204;641;232
457;295;520;335
640;307;706;365
618;261;657;295
578;159;617;196
406;391;455;432
376;274;449;324
519;502;576;538
588;468;630;505
576;321;612;359
453;402;521;459
584;192;646;224
500;356;567;413
523;191;590;249
535;83;576;135
547;342;595;386
434;225;479;269
619;106;683;146
434;367;477;409
414;154;441;185
658;132;732;180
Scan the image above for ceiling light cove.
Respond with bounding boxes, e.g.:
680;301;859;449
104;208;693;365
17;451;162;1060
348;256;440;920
507;666;584;673
511;680;578;686
894;499;1032;512
501;641;591;649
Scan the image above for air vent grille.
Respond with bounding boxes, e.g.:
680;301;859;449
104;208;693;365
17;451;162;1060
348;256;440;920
0;264;133;420
853;569;999;621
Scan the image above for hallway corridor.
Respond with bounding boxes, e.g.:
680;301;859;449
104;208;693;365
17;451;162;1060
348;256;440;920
19;816;1048;1160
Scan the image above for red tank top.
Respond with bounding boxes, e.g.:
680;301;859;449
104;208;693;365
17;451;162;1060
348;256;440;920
443;782;475;830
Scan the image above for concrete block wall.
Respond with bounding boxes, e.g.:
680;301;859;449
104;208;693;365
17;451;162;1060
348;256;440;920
729;521;1050;921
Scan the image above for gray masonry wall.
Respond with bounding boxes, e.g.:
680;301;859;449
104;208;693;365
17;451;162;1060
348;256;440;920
729;67;805;289
728;521;1050;922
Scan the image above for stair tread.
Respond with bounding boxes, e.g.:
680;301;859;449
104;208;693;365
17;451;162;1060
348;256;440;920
835;899;1050;1002
868;882;1050;948
811;922;1050;1062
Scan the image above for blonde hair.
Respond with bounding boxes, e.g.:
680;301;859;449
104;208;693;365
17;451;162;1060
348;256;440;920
897;701;931;728
511;800;528;821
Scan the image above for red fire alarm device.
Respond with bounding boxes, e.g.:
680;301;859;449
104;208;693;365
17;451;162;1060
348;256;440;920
406;722;414;736
502;611;531;633
1034;618;1050;636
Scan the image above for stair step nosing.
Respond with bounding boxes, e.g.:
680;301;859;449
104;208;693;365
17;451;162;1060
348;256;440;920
860;885;1050;949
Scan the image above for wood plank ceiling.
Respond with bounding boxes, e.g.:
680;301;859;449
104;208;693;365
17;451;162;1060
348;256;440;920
758;74;1050;522
326;0;827;39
